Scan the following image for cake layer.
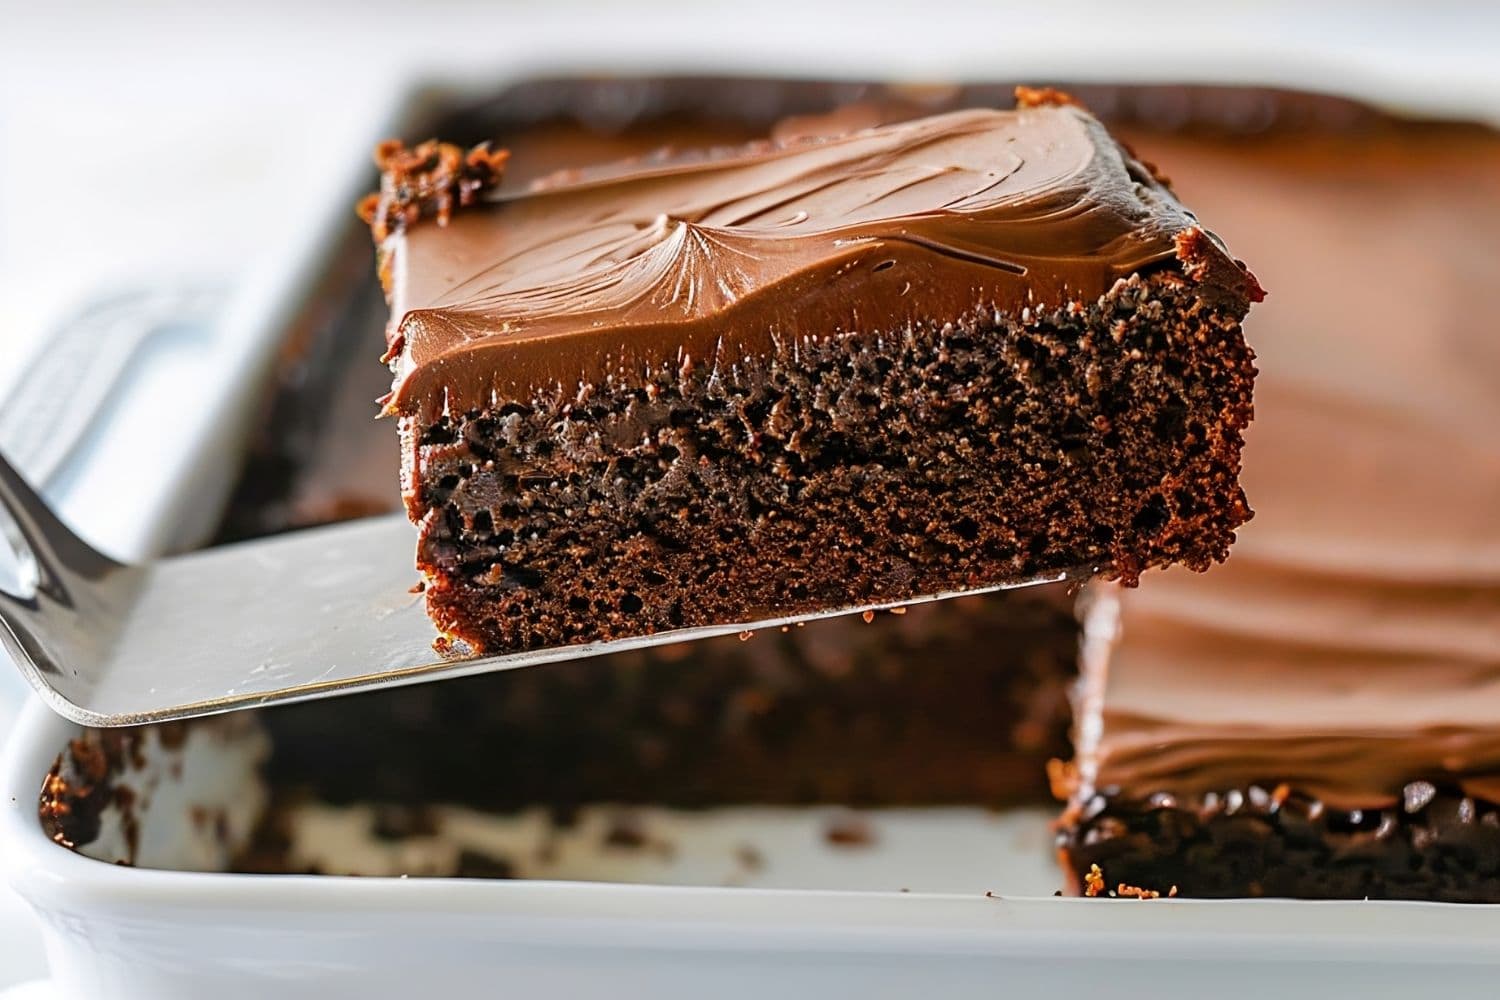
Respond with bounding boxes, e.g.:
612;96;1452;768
1062;774;1500;903
368;93;1260;653
1057;114;1500;901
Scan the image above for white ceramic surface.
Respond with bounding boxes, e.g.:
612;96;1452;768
9;700;1500;999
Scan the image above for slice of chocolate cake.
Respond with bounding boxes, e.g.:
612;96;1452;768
364;88;1260;654
1056;116;1500;901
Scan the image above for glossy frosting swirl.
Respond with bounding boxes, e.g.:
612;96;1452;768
382;104;1247;418
1080;122;1500;811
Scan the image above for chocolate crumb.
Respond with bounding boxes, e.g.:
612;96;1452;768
600;812;676;860
359;139;509;244
155;723;188;753
1115;882;1163;900
824;810;876;847
1083;863;1106;897
1014;85;1085;110
38;731;145;852
371;803;438;841
603;813;649;849
454;849;515;879
549;803;580;830
70;738;109;784
115;785;141;864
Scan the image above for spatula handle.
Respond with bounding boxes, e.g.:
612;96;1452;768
0;451;116;602
0;451;133;725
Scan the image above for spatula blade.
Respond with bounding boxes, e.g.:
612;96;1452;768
7;511;1070;727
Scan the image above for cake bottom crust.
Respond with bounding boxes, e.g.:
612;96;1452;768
1059;784;1500;902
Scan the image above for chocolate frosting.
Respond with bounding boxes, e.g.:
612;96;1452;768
381;103;1250;418
1081;122;1500;811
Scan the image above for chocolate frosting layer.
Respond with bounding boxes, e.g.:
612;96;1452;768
1084;590;1500;810
1082;121;1500;811
382;103;1250;418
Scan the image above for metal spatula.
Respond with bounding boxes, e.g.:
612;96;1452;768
0;452;1068;727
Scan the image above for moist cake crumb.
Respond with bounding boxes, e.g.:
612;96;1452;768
1115;880;1174;900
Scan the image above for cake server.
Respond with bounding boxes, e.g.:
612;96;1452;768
0;451;1068;727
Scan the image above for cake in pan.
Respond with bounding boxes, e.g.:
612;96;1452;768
239;587;1076;877
1056;115;1500;901
252;589;1074;815
47;82;1495;901
364;87;1260;654
42;587;1075;875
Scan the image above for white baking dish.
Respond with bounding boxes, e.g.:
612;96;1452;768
16;696;1500;1000
10;697;1500;1000
5;20;1500;995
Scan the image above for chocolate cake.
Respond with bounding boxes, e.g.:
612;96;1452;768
365;89;1260;654
1056;116;1500;901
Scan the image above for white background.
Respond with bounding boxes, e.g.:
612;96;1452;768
0;1;1496;990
